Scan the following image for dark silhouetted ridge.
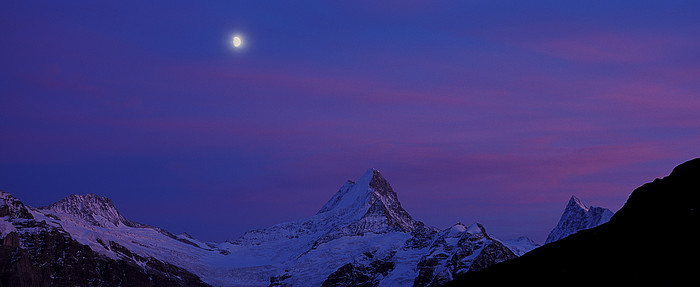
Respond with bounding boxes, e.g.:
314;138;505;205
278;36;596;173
446;158;700;286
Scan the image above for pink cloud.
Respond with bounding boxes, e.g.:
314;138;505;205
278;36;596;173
479;18;690;65
525;32;670;63
596;79;700;112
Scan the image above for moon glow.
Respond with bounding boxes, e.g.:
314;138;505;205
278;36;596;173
232;36;242;48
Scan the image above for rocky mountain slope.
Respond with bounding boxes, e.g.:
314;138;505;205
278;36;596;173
545;196;613;244
447;158;700;286
0;168;538;286
0;191;210;287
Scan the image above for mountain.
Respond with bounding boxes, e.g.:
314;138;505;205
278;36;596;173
1;168;537;286
447;158;700;286
40;193;202;247
233;169;528;286
545;196;613;244
0;191;210;287
233;169;422;250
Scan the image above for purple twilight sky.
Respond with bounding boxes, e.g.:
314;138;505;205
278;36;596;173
2;1;700;243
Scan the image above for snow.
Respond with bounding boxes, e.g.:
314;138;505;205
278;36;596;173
0;169;535;287
283;232;411;287
44;194;130;228
0;218;17;236
466;222;483;234
379;246;425;286
449;223;467;234
503;236;540;256
10;169;416;286
569;196;589;212
317;168;376;215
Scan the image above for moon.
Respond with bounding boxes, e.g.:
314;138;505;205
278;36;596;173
232;36;242;48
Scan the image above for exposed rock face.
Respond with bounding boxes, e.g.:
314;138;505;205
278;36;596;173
404;225;440;250
448;158;700;286
321;251;396;287
365;169;419;232
545;196;613;244
0;230;206;287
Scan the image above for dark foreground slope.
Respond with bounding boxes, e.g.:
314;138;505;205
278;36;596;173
0;229;209;287
447;158;700;286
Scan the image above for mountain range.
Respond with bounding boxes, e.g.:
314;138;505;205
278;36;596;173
0;168;537;287
5;157;696;287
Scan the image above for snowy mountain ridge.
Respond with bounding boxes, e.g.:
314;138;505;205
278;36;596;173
1;169;539;286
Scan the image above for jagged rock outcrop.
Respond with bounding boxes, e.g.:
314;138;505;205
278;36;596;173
545;196;613;244
321;251;396;287
412;223;515;287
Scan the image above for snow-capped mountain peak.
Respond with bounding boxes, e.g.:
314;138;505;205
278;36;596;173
231;168;421;248
314;168;418;232
42;193;139;228
545;195;614;244
567;195;589;212
318;168;386;214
